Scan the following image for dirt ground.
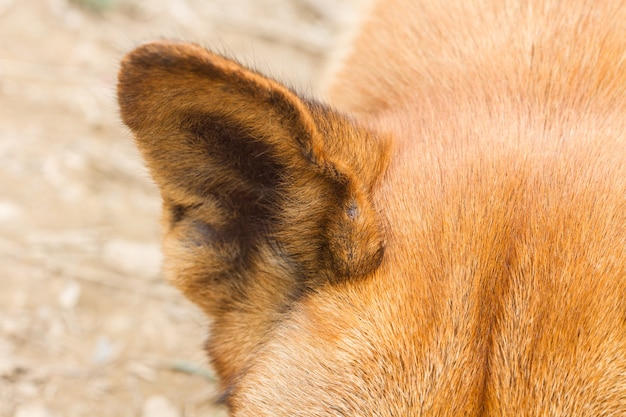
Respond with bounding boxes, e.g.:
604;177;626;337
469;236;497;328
0;1;369;415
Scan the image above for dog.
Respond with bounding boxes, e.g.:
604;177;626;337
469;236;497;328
117;0;626;414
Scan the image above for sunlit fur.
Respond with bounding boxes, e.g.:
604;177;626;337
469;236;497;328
118;0;626;415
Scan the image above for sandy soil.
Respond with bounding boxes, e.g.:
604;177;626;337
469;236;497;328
0;1;368;415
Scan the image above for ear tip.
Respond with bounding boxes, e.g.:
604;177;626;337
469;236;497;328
118;40;231;80
118;40;190;84
117;40;208;131
121;40;197;63
116;40;231;107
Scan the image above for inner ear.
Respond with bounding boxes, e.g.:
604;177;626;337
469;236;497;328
183;113;286;207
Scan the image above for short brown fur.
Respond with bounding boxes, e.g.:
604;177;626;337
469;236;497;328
118;0;626;415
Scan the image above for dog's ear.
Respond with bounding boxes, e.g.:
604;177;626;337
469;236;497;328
117;41;389;357
117;41;389;379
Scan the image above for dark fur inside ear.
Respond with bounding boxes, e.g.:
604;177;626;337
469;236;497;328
184;113;286;198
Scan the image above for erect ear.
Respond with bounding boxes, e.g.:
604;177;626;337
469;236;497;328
118;40;389;382
118;39;387;319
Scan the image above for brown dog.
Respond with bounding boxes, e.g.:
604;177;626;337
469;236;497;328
117;0;626;415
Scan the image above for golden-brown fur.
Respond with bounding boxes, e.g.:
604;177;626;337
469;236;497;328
118;0;626;415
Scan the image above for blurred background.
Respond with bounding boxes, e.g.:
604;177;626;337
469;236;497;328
0;0;369;415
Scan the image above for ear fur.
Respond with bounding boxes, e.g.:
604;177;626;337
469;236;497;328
117;41;388;379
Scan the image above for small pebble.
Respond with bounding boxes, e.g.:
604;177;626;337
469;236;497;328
141;395;181;417
58;280;81;309
13;403;52;417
